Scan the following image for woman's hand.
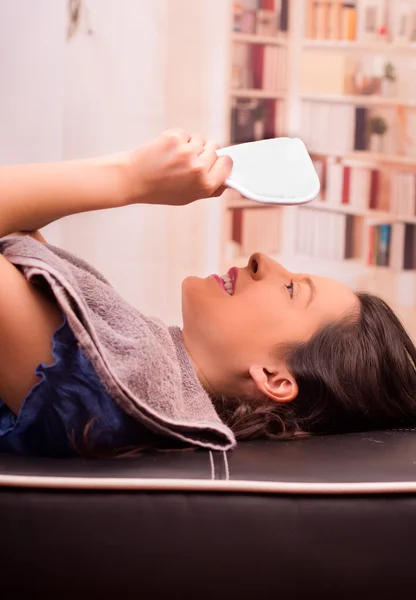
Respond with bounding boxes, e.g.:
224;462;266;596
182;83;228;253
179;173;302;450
126;128;233;206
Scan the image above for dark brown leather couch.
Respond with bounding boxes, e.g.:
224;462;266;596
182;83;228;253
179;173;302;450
1;430;415;599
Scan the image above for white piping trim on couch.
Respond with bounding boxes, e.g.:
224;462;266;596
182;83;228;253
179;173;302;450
2;473;416;495
209;451;215;480
223;452;230;481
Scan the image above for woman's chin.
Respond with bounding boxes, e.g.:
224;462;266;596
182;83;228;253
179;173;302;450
181;275;202;312
181;275;201;293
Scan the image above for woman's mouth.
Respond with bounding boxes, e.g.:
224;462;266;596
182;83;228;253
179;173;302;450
212;267;238;296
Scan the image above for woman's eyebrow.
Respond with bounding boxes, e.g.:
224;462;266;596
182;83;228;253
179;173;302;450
301;276;316;306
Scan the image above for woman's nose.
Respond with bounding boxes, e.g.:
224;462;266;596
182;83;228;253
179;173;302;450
250;253;292;279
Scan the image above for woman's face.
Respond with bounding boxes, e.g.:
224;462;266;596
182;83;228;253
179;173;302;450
181;253;358;397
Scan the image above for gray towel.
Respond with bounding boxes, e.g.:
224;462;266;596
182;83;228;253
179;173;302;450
0;236;236;451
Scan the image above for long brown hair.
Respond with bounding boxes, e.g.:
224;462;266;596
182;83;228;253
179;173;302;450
213;292;416;439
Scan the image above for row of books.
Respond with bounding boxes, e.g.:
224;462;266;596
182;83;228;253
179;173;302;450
368;223;416;270
313;158;382;209
306;0;416;44
230;206;281;256
232;43;287;91
296;207;355;261
303;102;416;158
390;172;416;217
233;0;289;35
230;98;284;144
301;102;366;155
314;156;416;217
227;200;416;271
306;0;358;41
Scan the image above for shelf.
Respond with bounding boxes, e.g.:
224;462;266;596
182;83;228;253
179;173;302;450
346;151;416;167
307;201;416;225
301;93;416;108
303;39;416;53
230;88;286;100
232;32;288;46
311;150;416;168
226;197;416;225
227;198;279;209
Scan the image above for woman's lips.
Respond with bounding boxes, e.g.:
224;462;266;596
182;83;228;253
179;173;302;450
212;274;227;293
212;268;238;295
228;267;238;292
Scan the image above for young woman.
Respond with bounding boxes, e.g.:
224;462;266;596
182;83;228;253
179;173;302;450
0;128;415;457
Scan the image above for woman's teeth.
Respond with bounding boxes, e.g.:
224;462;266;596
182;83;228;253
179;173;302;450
221;273;233;295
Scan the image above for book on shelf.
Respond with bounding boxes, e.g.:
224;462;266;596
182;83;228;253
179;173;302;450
342;163;380;209
308;154;416;270
232;42;287;91
256;8;278;36
357;0;387;43
305;0;416;44
228;203;282;256
323;156;344;203
306;0;358;41
342;1;358;41
368;222;416;270
391;0;416;44
390;171;416;217
354;107;368;150
306;0;344;39
296;205;416;272
230;97;284;144
313;156;387;211
313;153;416;219
279;0;289;31
301;101;356;154
233;0;289;35
301;101;416;158
296;207;357;261
367;223;391;266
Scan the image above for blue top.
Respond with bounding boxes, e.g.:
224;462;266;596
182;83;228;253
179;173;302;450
0;317;153;457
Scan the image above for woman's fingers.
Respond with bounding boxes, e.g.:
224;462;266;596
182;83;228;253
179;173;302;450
210;185;228;198
187;134;206;156
162;128;191;145
199;140;220;170
206;155;233;195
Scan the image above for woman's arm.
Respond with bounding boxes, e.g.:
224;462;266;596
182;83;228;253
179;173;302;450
0;154;132;239
0;129;232;239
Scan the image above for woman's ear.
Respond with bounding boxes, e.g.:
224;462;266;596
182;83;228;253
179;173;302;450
249;363;298;403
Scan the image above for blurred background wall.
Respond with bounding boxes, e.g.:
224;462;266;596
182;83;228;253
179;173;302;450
0;0;229;324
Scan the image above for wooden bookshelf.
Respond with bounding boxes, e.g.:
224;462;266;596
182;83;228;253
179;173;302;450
303;40;416;53
231;32;288;46
229;196;416;225
312;151;416;168
230;194;416;225
345;152;416;167
224;0;290;270
222;0;416;334
301;93;416;108
310;201;416;225
230;89;286;99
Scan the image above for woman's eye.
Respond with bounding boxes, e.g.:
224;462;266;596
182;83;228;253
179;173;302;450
285;279;294;299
